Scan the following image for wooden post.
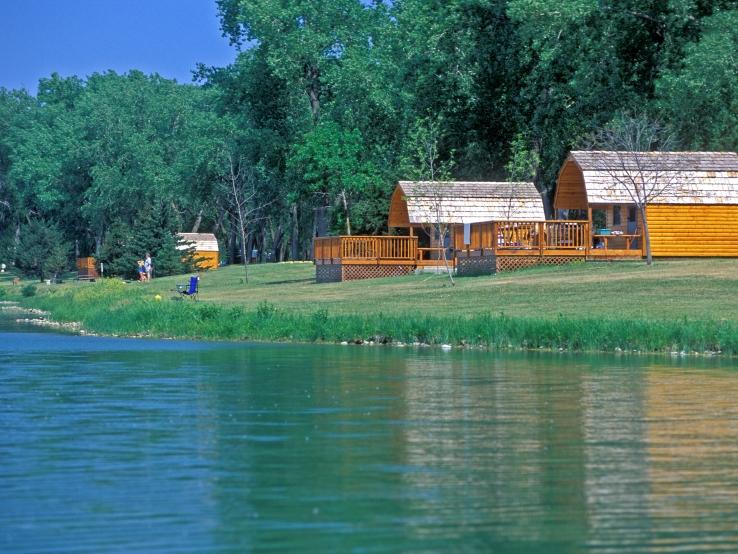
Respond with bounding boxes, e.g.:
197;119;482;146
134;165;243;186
492;221;498;255
538;221;544;258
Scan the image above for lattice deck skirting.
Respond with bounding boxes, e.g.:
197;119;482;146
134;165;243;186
317;256;581;282
457;254;496;276
316;263;414;282
496;255;581;272
342;264;415;281
316;264;342;283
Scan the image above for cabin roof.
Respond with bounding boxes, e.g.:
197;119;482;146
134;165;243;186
390;181;545;225
567;151;738;204
177;232;219;252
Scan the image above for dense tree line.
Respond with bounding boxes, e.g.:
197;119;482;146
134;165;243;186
0;0;736;279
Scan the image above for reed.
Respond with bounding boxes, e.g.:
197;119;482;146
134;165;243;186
18;278;738;354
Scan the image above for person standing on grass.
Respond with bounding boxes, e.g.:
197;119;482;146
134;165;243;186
144;252;153;281
137;260;147;281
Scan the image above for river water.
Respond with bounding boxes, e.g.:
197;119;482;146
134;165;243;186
3;314;738;553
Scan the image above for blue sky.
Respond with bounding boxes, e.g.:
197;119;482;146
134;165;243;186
0;0;237;92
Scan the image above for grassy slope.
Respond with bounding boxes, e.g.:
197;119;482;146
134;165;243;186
4;260;738;352
153;260;738;321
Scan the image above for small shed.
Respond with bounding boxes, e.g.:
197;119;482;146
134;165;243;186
177;233;220;270
555;151;738;256
76;257;98;281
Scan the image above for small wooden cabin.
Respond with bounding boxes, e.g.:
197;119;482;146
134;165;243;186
76;257;98;281
555;151;738;256
177;233;219;270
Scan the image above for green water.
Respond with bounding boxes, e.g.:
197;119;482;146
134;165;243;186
3;321;738;553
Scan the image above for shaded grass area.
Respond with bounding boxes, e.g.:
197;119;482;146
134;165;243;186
6;260;738;354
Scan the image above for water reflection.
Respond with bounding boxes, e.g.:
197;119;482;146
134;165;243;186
3;330;738;553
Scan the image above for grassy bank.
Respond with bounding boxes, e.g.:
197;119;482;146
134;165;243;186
4;260;738;354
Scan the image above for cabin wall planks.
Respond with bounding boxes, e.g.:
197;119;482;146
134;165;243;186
647;204;738;257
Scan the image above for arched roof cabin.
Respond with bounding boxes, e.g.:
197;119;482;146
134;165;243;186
555;151;738;257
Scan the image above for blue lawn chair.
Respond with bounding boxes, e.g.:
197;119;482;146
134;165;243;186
177;275;199;300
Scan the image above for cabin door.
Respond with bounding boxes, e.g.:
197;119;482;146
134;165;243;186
627;207;637;234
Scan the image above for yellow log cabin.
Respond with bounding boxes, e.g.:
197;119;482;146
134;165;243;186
556;151;738;257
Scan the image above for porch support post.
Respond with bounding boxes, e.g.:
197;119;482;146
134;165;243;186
538;221;544;258
587;207;593;259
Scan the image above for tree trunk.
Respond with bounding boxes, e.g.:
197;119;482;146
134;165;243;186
228;225;237;265
240;229;249;283
95;232;103;258
640;205;653;266
305;63;321;122
290;204;299;261
541;189;554;220
439;225;455;286
341;189;351;235
191;208;204;233
271;225;284;263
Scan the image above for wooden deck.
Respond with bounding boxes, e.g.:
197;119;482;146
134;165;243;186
314;221;642;281
454;221;642;261
315;222;641;264
314;235;418;265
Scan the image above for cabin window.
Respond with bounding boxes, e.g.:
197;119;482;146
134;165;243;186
463;223;471;245
592;209;607;231
612;206;621;226
569;209;587;220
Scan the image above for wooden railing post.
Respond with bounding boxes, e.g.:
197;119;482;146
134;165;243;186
539;221;544;258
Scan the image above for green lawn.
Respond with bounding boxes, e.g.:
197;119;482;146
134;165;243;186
5;260;738;353
137;259;738;322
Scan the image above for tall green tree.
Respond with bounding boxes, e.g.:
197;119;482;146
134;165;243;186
16;219;70;281
655;10;738;151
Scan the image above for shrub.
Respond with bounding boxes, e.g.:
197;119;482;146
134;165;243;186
21;284;37;297
256;300;277;319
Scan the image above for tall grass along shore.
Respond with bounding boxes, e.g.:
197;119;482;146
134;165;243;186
4;260;738;355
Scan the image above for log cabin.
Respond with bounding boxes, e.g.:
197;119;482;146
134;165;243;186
555;151;738;257
314;181;562;281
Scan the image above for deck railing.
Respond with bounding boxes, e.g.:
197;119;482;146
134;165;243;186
315;221;640;265
314;235;418;264
456;220;591;253
544;220;589;250
494;220;591;251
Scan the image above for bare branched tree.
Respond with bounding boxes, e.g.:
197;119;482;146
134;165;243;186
587;112;688;265
405;117;456;285
218;150;274;283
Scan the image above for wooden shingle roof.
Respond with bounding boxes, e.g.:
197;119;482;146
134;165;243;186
390;181;545;226
177;233;219;252
568;151;738;204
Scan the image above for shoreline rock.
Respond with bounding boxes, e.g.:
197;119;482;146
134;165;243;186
14;317;81;331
